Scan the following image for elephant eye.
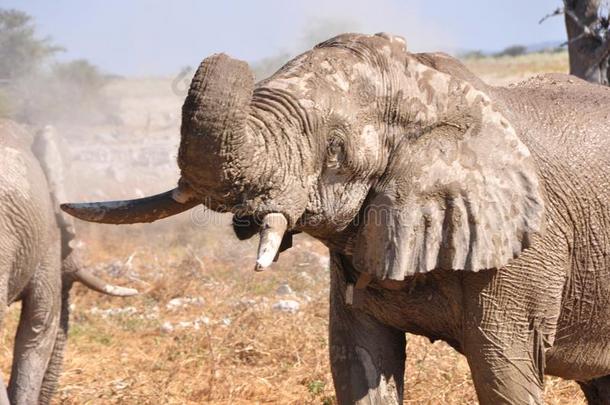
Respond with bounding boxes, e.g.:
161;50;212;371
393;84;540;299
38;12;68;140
326;139;344;169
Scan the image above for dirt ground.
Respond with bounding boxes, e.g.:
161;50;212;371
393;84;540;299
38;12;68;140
0;51;587;404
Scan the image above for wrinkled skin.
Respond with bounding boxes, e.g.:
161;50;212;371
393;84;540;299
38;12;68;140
0;120;136;404
63;33;610;404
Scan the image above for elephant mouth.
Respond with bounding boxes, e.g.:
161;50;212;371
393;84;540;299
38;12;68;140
232;213;297;269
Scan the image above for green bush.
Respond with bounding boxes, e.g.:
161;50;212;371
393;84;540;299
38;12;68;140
495;45;528;57
52;59;109;93
0;8;112;124
0;9;63;81
460;50;486;59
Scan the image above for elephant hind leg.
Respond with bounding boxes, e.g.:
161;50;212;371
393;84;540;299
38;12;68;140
579;376;610;405
38;281;71;405
8;247;61;405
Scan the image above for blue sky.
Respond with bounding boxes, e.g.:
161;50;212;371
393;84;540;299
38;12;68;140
3;0;567;76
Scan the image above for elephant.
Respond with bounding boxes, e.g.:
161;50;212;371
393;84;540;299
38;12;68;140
61;33;610;404
0;119;137;405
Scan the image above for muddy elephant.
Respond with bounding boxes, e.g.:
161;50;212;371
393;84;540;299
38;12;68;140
0;120;137;405
62;33;610;404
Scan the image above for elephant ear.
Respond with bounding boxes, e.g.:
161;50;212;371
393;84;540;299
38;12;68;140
353;112;545;280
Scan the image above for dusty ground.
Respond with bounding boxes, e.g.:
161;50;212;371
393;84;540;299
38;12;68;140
1;51;588;404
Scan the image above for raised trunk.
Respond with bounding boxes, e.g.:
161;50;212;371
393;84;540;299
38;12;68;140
178;54;313;224
178;53;260;206
564;0;610;85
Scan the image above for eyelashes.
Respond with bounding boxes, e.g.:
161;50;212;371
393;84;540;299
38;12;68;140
326;136;345;169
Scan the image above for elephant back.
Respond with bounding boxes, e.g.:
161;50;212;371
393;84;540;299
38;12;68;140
493;75;610;282
494;74;610;196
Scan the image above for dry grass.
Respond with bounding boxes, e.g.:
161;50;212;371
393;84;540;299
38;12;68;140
464;51;569;86
0;219;586;404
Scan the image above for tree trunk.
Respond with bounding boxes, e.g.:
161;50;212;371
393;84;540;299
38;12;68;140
564;0;610;85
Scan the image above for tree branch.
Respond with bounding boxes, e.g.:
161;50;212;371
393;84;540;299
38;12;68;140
539;7;564;24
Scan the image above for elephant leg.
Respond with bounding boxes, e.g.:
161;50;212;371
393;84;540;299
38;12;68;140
38;280;72;405
329;254;406;405
463;331;545;405
579;376;610;405
462;283;547;404
458;261;562;405
8;249;61;405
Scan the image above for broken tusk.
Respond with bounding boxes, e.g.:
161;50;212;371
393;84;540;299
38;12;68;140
254;213;288;271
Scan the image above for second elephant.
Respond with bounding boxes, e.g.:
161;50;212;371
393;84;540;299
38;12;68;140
0;120;137;405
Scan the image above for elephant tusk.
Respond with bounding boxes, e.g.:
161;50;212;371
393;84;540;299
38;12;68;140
60;187;200;224
73;269;139;297
254;213;288;271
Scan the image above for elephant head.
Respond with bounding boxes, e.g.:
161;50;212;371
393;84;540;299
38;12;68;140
62;33;545;279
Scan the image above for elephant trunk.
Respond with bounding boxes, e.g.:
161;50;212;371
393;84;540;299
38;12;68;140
178;53;259;204
178;53;311;227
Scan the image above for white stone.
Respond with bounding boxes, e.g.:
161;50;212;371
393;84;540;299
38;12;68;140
272;300;300;313
89;306;137;318
166;296;205;311
236;298;257;308
160;322;174;334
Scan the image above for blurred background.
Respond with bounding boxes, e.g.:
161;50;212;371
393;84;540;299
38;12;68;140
0;1;597;403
